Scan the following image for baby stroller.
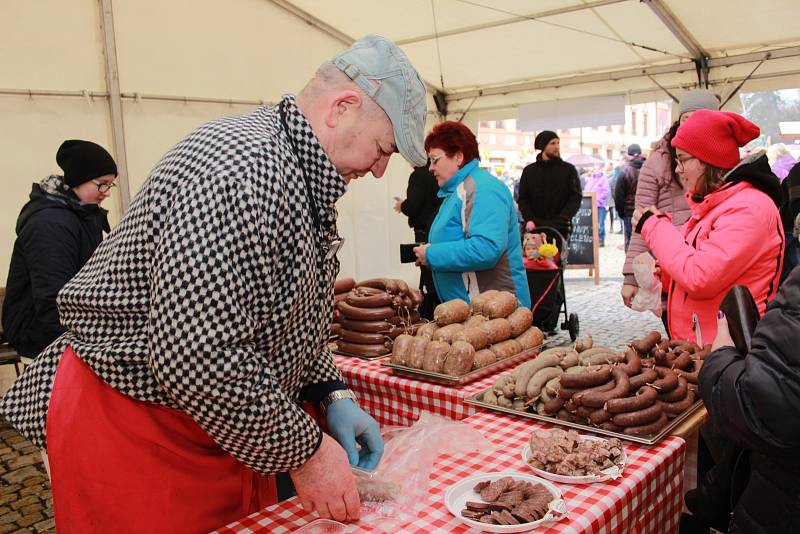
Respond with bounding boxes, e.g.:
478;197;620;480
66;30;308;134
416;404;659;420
521;225;580;341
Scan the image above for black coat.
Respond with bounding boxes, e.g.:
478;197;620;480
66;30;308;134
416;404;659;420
613;156;644;217
699;266;800;533
517;155;582;238
2;177;109;357
400;165;442;242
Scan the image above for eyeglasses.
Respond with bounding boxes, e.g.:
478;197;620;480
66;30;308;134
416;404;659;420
675;156;698;171
428;154;445;165
92;180;117;193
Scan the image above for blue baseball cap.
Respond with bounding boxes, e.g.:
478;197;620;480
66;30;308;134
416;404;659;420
333;35;428;167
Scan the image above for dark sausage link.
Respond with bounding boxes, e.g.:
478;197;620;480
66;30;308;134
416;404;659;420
356;278;390;291
336;301;396;321
340;318;393;333
346;288;394;308
542;397;566;415
575;405;593;420
605;385;658;414
589;407;613;425
628;368;658;390
599;421;623;432
640;357;657;368
578;368;631;408
611;402;663;427
340;329;389;344
556;409;575;422
661;390;697;417
655;350;675;368
676;359;703;384
658;376;688;402
556;385;584;400
559;365;613;388
618;347;643;376
652;366;679;393
334;278;356;294
395;279;409;296
335;339;391;357
330;323;342;337
671;352;692;371
623;412;669;436
570;380;615;405
631;330;661;354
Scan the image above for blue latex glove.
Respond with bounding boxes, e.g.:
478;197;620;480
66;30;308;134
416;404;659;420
326;399;384;471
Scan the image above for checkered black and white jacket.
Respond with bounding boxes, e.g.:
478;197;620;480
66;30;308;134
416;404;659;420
0;95;348;474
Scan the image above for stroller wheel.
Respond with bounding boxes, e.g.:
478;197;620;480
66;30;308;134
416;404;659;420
567;313;579;341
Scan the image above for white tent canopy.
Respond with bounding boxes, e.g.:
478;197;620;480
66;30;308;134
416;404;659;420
2;0;798;284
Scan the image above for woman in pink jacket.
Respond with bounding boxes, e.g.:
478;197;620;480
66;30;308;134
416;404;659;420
632;110;784;342
621;90;720;317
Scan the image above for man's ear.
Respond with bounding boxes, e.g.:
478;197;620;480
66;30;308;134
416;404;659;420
324;90;363;128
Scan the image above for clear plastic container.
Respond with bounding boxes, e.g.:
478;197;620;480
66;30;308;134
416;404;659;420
291;518;348;533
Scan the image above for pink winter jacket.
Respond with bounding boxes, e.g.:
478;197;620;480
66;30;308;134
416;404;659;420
641;175;784;342
623;136;690;285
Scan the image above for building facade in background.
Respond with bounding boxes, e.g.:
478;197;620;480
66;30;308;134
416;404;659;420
477;101;672;185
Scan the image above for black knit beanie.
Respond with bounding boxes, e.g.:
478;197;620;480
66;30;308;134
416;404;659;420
56;140;118;188
534;130;559;151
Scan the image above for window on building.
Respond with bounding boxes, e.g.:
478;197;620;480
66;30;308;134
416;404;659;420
631;109;638;136
592;147;600;156
607;148;613;159
643;111;649;137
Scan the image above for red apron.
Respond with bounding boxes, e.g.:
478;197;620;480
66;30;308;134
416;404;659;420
46;346;277;533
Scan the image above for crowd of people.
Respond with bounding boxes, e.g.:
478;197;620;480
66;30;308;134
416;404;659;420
1;33;799;534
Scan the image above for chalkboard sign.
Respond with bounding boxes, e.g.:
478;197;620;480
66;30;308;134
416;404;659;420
566;192;599;284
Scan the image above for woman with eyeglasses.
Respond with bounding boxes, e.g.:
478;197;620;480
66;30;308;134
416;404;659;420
632;111;784;343
413;121;531;308
3;139;117;358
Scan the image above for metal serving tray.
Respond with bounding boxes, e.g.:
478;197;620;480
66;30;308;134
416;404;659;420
381;341;550;386
331;348;390;361
464;389;703;445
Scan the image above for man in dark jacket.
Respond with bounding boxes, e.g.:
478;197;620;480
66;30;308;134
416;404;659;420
697;265;800;533
517;131;582;240
3;140;116;357
394;163;442;319
779;161;800;283
613;143;645;251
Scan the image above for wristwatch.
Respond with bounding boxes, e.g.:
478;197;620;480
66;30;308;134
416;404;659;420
320;389;358;413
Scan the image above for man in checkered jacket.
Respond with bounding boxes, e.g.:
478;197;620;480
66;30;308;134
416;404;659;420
0;35;427;531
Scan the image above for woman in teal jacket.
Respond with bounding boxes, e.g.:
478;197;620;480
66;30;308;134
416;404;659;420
413;121;530;307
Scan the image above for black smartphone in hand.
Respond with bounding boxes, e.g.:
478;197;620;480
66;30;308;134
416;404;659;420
400;243;422;263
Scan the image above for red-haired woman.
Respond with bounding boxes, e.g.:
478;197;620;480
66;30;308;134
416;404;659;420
413;121;530;307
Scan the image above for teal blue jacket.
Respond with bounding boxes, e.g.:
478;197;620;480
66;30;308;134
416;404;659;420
427;159;531;307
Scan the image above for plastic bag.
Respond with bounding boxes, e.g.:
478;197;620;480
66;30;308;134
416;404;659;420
352;411;486;532
631;252;662;317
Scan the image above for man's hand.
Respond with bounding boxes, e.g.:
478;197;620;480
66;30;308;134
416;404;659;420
290;433;361;522
393;197;404;214
326;399;384;470
711;312;735;352
620;284;638;308
413;243;430;267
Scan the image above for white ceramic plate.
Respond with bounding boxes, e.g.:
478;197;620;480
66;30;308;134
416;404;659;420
521;434;626;484
443;471;568;533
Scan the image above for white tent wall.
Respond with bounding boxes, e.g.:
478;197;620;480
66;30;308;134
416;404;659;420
2;0;798;286
0;0;432;286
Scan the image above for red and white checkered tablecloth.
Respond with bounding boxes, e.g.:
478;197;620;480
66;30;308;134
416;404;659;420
332;354;497;427
216;410;686;534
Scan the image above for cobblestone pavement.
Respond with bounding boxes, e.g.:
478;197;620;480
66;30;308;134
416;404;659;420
0;421;54;534
0;219;656;531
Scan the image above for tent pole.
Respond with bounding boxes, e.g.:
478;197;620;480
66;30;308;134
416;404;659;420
98;0;131;213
